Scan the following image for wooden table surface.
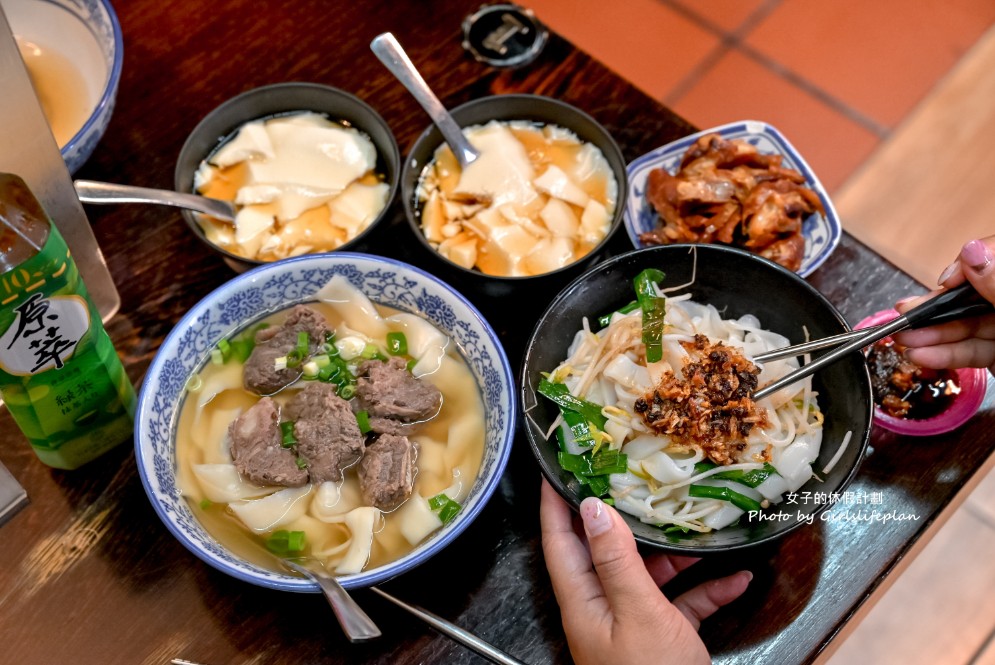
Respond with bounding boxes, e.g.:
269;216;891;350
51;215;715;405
1;1;993;664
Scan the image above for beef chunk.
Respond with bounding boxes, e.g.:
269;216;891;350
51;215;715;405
243;306;330;395
358;434;416;511
284;383;365;483
229;397;308;487
356;357;442;434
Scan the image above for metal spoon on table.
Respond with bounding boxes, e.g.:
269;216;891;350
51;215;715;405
74;180;236;222
370;32;480;170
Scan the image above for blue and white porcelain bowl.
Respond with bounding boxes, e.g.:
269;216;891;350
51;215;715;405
4;0;123;173
135;253;516;592
624;120;841;278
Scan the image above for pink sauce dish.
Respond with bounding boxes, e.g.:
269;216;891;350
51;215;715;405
856;309;988;436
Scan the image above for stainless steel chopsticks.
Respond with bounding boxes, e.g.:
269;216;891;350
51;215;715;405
753;282;992;400
370;587;528;665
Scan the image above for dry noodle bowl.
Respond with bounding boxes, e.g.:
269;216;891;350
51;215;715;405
546;286;836;533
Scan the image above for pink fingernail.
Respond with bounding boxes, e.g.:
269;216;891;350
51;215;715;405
961;240;992;272
580;497;611;537
937;261;958;286
742;570;754;583
896;296;917;307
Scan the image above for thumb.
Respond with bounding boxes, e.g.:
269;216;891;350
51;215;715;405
959;239;995;304
580;497;664;621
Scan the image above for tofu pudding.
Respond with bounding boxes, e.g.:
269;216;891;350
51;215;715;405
415;120;618;277
194;113;389;262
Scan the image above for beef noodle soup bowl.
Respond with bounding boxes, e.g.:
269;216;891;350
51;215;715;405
135;254;515;591
521;245;873;554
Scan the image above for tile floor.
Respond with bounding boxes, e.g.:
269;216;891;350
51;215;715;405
519;1;995;662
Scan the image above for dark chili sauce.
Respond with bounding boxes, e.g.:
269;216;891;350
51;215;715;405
865;339;960;419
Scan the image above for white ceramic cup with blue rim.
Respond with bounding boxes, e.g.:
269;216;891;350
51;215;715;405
4;0;123;173
135;253;517;591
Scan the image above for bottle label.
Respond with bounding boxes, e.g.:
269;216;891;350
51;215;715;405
0;293;90;375
0;223;135;469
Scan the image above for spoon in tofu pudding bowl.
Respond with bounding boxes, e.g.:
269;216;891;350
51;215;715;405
370;36;627;296
173;83;400;272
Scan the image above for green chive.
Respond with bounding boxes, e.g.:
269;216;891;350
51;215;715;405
338;384;357;400
597;300;640;328
537;379;607;429
361;342;380;359
406;358;418;372
634;268;666;363
688;484;762;513
387;332;408;356
280;421;297;447
356;410;371;434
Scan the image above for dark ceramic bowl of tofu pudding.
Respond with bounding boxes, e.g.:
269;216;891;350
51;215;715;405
400;94;627;299
175;82;401;273
135;253;516;591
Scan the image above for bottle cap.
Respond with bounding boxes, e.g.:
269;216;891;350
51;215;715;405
462;4;548;69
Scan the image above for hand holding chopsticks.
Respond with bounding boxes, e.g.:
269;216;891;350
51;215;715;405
753;283;993;400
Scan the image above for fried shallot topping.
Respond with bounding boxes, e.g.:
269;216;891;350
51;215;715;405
634;334;769;465
638;134;824;272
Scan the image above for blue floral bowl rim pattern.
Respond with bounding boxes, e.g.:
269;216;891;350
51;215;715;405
622;120;842;278
59;0;124;164
134;252;517;592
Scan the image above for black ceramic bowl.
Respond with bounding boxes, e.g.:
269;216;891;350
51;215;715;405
521;245;873;554
175;82;400;272
400;94;627;299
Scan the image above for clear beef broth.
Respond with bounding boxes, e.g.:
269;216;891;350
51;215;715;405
174;301;485;575
866;339;960;419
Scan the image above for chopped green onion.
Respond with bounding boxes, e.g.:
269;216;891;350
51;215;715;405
688;484;762;513
428;493;450;510
406;358;418;372
295;456;308;469
266;529;307;555
597;300;640;328
602;497;615;506
338;384;357;400
537;379;607;429
361;342;380;359
230;339;254;363
302;361;320;378
312;354;331;368
199;498;212;510
286;331;310;368
184;375;203;393
438;501;461;524
580;474;611;497
634;268;666;363
318;365;340;383
428;493;462;524
280;421;297;447
356;410;372;434
386;332;408;356
217;338;232;362
274;356;289;372
210;348;224;365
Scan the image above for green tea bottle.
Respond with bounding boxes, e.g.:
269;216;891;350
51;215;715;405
0;173;135;469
